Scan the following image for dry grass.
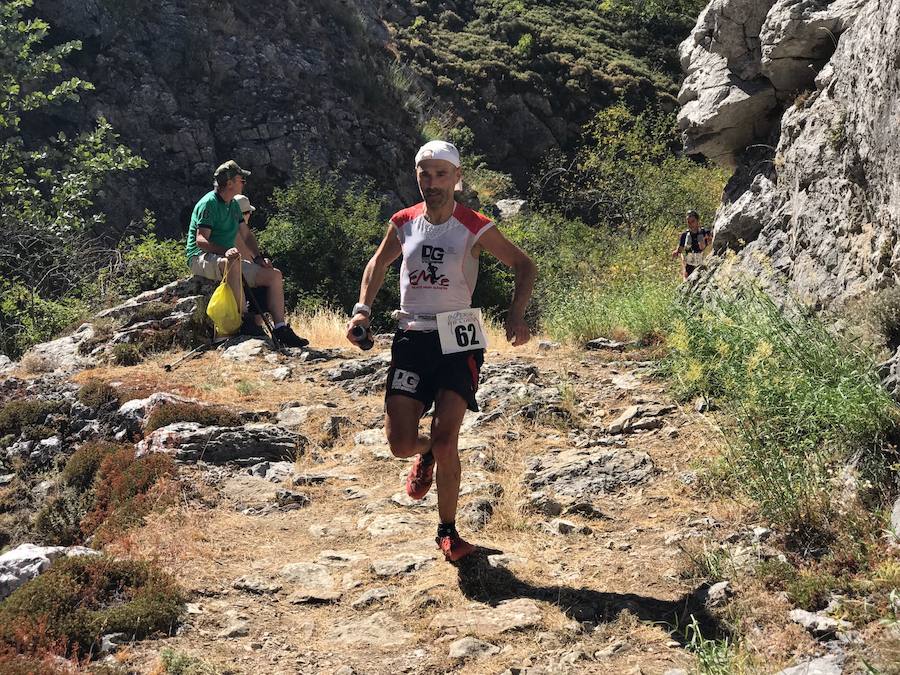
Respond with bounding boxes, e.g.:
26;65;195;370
287;307;550;356
63;338;820;674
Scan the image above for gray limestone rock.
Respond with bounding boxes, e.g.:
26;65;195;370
777;654;844;675
891;496;900;538
233;576;282;595
525;447;654;499
448;637;501;659
351;587;394;609
371;553;433;577
21;323;96;374
760;0;865;93
458;498;495;531
494;199;530;220
357;513;427;537
114;392;198;433
280;562;340;603
327;356;389;382
328;612;414;649
0;544;101;601
136;422;303;463
430;598;542;636
222;338;269;363
789;608;852;637
682;0;900;360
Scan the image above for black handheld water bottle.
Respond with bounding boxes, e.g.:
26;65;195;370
351;325;374;351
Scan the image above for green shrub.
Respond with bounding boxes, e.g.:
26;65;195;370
77;380;121;410
61;441;124;491
664;285;900;535
110;343;142;366
19;425;56;441
129;301;176;324
33;489;91;546
258;163;398;327
0;555;184;657
99;214;185;301
144;402;242;433
160;648;218;675
0;400;62;436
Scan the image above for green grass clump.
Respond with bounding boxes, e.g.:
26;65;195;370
33;489;91;546
545;276;677;344
128;301;175;324
664;284;900;537
160;648;219;675
110;343;142;366
61;441;124;491
77;380;121;409
144;402;242;433
0;555;184;657
0;399;62;436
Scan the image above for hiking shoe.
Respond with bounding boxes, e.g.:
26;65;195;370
437;532;475;562
405;454;434;500
272;325;309;348
239;317;266;338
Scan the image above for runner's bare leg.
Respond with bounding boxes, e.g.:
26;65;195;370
430;389;468;524
385;395;429;458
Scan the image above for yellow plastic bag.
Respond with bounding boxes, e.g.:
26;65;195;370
206;271;242;336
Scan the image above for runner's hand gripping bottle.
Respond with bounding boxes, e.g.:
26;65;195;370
350;325;374;351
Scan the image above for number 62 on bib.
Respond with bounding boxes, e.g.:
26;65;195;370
436;308;489;355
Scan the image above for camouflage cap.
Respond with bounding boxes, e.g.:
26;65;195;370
213;160;251;180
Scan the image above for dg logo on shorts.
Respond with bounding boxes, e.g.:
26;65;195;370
386;330;484;413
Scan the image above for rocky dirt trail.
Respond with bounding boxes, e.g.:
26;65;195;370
70;333;738;675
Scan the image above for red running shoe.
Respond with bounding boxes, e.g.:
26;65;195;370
405;454;434;500
437;532;476;562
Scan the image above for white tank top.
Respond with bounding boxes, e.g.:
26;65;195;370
391;201;494;330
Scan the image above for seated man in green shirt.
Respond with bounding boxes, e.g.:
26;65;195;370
185;160;307;347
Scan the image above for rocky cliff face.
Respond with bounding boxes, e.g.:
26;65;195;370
36;0;422;237
679;0;900;354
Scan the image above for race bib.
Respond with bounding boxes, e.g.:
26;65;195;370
436;308;488;355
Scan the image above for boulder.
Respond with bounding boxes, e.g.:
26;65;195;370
429;598;542;636
20;324;97;374
448;637;501;660
136;422;303;463
0;543;100;601
525;447;654;499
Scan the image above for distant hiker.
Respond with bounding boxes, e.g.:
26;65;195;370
346;140;536;562
671;210;712;280
185;160;308;347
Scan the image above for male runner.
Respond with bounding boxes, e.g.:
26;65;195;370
671;209;712;280
346;140;536;561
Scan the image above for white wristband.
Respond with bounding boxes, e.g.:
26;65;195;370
352;303;371;317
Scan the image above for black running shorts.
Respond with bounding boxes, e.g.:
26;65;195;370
386;330;484;412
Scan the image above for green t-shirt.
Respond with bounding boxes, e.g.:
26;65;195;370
185;190;242;264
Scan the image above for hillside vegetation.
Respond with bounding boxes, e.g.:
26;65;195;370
391;0;706;180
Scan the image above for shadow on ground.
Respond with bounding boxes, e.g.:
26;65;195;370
455;547;728;645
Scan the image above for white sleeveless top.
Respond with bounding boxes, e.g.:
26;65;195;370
391;202;494;331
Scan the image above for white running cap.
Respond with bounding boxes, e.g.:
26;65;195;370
415;140;461;168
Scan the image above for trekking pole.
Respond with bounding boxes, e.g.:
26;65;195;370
242;279;282;351
162;337;226;372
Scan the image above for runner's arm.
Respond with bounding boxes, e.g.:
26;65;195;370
477;226;536;346
347;224;402;336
